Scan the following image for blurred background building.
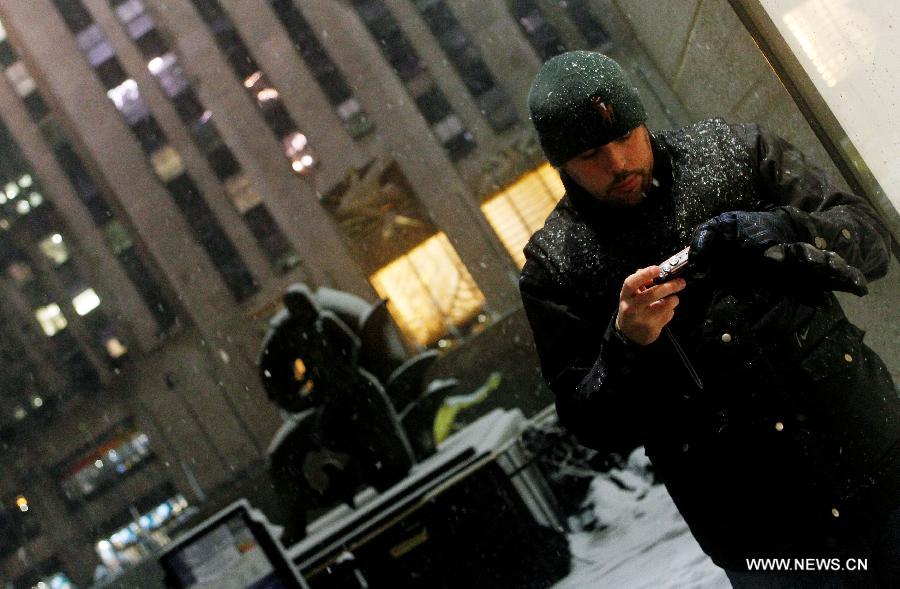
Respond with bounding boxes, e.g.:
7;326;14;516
0;0;895;587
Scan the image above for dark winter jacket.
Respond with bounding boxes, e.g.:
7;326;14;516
519;118;900;568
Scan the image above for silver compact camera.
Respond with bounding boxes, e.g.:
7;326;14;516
653;246;691;285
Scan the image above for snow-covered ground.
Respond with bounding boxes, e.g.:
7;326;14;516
551;449;731;589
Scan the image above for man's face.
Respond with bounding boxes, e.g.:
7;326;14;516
561;125;654;207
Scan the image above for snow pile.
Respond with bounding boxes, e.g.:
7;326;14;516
552;448;731;589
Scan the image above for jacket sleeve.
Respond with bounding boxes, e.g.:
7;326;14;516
736;123;891;280
519;248;650;452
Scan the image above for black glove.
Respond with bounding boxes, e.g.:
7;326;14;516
762;242;868;296
690;210;796;267
690;210;868;296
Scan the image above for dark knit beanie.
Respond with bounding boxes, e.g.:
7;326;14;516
528;51;647;166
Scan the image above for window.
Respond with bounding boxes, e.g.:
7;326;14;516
241;204;296;271
411;0;519;131
130;116;166;153
480;163;564;267
39;233;70;265
106;79;150;125
72;288;101;316
563;0;611;48
103;219;134;254
35;303;68;336
189;1;317;173
223;173;262;214
369;232;485;346
104;336;128;359
149;145;186;182
505;0;566;60
4;61;36;97
149;53;189;98
77;24;115;67
170;88;205;123
0;41;16;69
52;0;93;33
353;0;476;159
267;0;373;138
95;57;129;90
58;428;154;503
165;174;258;301
22;92;50;122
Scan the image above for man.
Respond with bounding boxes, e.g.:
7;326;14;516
520;50;900;587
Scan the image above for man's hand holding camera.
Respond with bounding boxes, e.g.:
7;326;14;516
615;266;686;345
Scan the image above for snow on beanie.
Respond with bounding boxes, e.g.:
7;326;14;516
528;51;647;167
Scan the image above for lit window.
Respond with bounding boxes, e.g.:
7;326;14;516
104;336;128;359
106;79;149;125
480;163;564;267
243;70;263;89
39;233;69;265
77;24;115;67
224;174;263;214
433;114;464;143
282;132;308;157
36;303;67;336
148;52;188;98
337;98;362;121
4;61;36;97
149;145;185;182
73;288;101;316
256;88;279;102
369;232;485;346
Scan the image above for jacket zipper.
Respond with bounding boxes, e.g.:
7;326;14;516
664;326;704;390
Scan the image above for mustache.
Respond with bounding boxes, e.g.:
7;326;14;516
610;171;644;187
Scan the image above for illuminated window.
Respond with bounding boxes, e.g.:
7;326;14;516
73;288;101;315
39;233;70;265
149;145;185;182
480;163;565;267
106;78;149;125
35;303;68;336
104;336;128;359
4;61;36;97
224;173;263;214
369;232;485;346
